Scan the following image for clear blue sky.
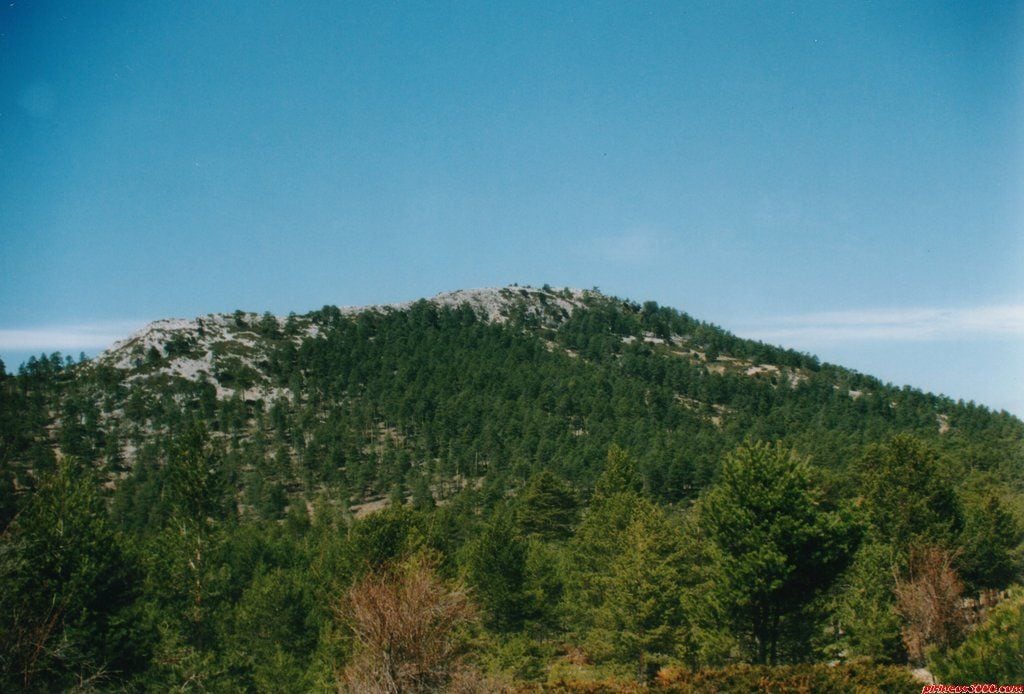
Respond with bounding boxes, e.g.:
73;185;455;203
2;1;1022;414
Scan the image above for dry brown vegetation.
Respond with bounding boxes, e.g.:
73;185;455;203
894;545;967;664
338;555;485;693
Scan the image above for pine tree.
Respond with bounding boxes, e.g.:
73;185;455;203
588;503;684;683
703;441;856;664
958;495;1022;591
594;444;643;500
517;469;578;541
857;434;963;550
566;451;647;636
833;542;906;663
0;459;145;690
462;509;530;632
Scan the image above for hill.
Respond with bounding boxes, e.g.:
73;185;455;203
1;285;1022;689
8;285;1021;506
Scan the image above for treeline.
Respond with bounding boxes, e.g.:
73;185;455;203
1;436;1020;690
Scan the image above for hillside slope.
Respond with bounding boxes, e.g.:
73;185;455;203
3;285;1023;690
4;285;1021;514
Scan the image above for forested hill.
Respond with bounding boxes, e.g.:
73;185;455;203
6;284;1019;507
2;285;1022;690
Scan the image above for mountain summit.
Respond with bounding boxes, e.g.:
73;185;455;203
97;285;592;400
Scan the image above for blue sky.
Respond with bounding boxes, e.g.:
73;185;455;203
2;1;1022;414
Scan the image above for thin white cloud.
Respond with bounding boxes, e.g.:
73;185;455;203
740;304;1024;344
0;321;147;352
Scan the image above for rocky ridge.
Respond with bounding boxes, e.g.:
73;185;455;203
95;286;594;402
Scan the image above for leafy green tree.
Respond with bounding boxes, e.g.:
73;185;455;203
566;450;648;635
0;472;15;533
522;537;567;633
958;495;1022;591
565;446;692;678
462;509;530;632
832;542;906;663
929;587;1024;681
139;520;231;689
410;473;435;511
587;503;685;683
517;469;578;541
703;441;856;664
135;427;236;689
166;424;230;522
257;311;281;338
345;505;421;575
0;459;146;691
225;567;317;691
857;434;963;550
594;443;643;500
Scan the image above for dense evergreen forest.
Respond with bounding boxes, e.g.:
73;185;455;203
2;286;1022;691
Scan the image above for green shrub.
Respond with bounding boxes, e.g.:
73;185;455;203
539;663;922;692
929;587;1024;681
653;663;921;692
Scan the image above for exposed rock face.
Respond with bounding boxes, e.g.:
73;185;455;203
96;286;592;401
